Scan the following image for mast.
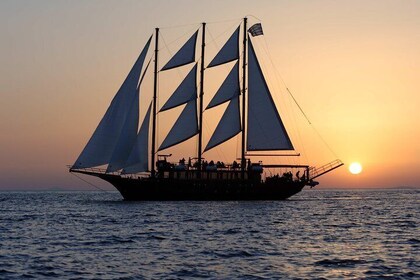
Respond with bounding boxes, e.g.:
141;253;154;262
198;22;206;170
151;28;159;177
241;17;247;177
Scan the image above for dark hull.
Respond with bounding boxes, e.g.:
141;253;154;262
85;172;306;201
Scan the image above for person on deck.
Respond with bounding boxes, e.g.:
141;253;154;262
232;161;239;169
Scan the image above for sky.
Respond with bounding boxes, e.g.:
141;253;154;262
1;0;419;190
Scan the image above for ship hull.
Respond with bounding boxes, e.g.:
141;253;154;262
88;172;306;201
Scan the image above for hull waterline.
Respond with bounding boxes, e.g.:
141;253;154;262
73;170;307;201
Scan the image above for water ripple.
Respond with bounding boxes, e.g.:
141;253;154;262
0;189;418;279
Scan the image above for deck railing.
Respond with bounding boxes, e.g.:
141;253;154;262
309;159;344;180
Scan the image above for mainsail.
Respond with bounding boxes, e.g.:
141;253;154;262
247;38;294;151
73;37;152;169
122;103;152;174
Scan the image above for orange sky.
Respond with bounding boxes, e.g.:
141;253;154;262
1;0;419;190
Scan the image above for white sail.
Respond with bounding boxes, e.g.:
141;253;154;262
207;26;239;68
106;85;140;172
122;102;152;174
247;38;294;151
161;30;198;71
73;37;152;168
160;64;197;112
206;61;239;109
159;99;198;151
204;96;241;152
108;59;152;172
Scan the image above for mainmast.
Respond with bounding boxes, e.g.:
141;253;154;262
198;22;206;170
151;28;159;177
241;17;247;177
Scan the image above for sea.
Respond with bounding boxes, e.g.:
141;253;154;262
0;189;418;279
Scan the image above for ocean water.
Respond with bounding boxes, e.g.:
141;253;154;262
0;189;418;279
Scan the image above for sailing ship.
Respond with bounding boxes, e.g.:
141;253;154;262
69;18;343;200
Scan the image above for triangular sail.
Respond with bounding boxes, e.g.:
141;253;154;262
158;99;198;151
206;61;240;109
107;60;152;172
204;96;241;152
106;85;140;172
247;38;294;151
122;102;152;174
161;30;198;71
72;37;152;168
207;26;239;68
160;64;197;112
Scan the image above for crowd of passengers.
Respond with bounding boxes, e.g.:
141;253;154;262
177;158;246;171
161;158;306;182
268;170;307;182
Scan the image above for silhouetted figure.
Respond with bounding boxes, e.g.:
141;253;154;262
301;170;306;181
232;161;239;169
179;158;185;165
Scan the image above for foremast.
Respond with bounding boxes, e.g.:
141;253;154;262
198;23;206;171
151;28;159;177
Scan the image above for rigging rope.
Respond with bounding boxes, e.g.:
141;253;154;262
159;22;200;30
206;20;242;46
159;17;241;30
285;88;312;125
259;35;340;159
160;24;200;49
70;172;110;193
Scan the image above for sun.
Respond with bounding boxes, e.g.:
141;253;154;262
349;162;362;174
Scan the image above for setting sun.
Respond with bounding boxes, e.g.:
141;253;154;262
349;162;363;175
